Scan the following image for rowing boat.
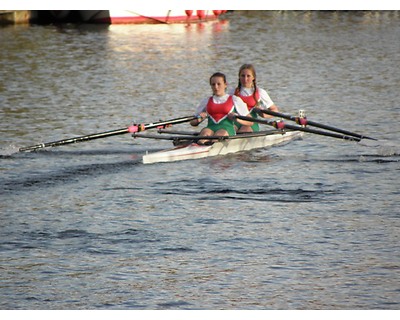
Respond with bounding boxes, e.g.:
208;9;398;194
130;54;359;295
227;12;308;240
140;129;303;164
18;111;376;159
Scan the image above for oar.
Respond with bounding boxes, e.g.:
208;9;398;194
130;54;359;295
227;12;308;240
19;115;197;152
133;129;281;141
258;109;377;141
234;115;362;142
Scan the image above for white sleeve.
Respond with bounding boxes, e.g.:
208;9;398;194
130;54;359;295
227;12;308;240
195;97;209;115
232;96;250;116
258;88;275;108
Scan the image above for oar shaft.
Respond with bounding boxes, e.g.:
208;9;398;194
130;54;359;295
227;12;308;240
235;115;361;142
19;115;197;152
140;115;197;131
284;123;361;141
134;129;280;141
259;109;376;140
18;128;130;152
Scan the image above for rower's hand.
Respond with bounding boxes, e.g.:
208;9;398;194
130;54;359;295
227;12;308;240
253;106;263;115
228;112;238;121
198;112;207;120
191;112;208;126
196;112;208;123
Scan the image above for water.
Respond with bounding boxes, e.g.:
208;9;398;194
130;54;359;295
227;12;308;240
1;11;400;310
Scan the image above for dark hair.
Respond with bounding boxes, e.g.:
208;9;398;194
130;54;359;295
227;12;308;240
209;72;227;84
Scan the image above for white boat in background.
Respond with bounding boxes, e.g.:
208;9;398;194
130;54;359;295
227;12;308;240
79;10;227;24
141;130;303;164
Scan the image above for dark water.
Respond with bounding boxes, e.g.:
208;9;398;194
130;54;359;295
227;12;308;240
1;11;400;310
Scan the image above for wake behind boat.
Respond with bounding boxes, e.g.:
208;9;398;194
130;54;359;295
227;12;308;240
136;129;304;164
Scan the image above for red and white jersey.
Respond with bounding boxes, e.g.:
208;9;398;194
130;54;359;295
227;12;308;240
206;95;234;123
229;87;274;110
195;94;249;123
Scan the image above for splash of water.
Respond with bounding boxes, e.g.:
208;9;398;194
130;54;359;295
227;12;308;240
0;145;21;157
358;139;400;157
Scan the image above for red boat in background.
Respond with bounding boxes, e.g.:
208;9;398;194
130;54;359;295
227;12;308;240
80;10;228;24
33;10;228;24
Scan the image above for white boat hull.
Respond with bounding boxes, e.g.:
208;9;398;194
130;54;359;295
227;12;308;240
142;130;303;164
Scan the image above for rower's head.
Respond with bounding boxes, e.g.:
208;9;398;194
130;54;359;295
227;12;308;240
238;64;257;89
209;72;228;96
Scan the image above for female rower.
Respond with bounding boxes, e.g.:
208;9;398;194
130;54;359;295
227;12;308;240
190;72;253;145
230;64;280;133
